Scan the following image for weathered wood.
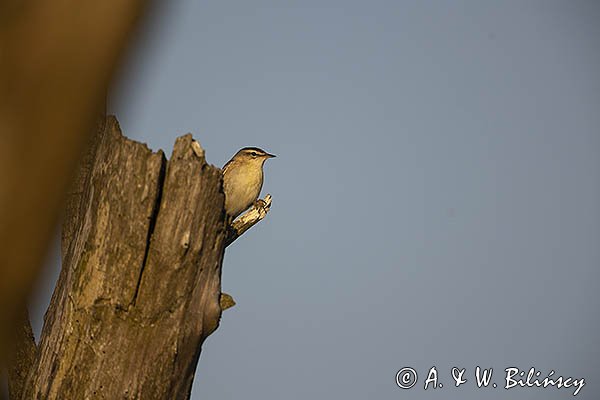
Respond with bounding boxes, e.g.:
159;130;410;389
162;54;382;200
23;117;227;399
62;113;108;259
219;293;236;311
225;194;272;247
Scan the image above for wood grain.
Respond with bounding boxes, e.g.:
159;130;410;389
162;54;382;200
23;117;226;399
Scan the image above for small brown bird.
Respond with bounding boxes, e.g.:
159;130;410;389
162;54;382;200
222;147;276;221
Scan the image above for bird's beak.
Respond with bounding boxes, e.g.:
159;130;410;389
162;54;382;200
266;153;276;158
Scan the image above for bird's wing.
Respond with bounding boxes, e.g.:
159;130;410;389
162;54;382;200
222;159;233;174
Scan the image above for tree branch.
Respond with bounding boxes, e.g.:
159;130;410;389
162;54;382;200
225;194;273;247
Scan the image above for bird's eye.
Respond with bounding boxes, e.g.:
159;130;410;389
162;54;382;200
250;152;257;157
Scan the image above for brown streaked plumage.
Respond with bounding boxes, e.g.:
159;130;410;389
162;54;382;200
222;147;275;220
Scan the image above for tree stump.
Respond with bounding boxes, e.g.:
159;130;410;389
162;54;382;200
23;117;227;399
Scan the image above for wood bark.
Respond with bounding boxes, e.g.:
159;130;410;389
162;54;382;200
22;117;228;399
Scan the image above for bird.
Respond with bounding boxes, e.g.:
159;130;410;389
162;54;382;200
222;147;276;221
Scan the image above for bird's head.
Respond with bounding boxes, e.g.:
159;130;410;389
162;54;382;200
233;147;276;165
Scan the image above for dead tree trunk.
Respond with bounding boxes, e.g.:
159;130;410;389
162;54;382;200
22;117;228;399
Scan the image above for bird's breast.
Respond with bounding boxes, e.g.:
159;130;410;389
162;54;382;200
223;166;263;218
